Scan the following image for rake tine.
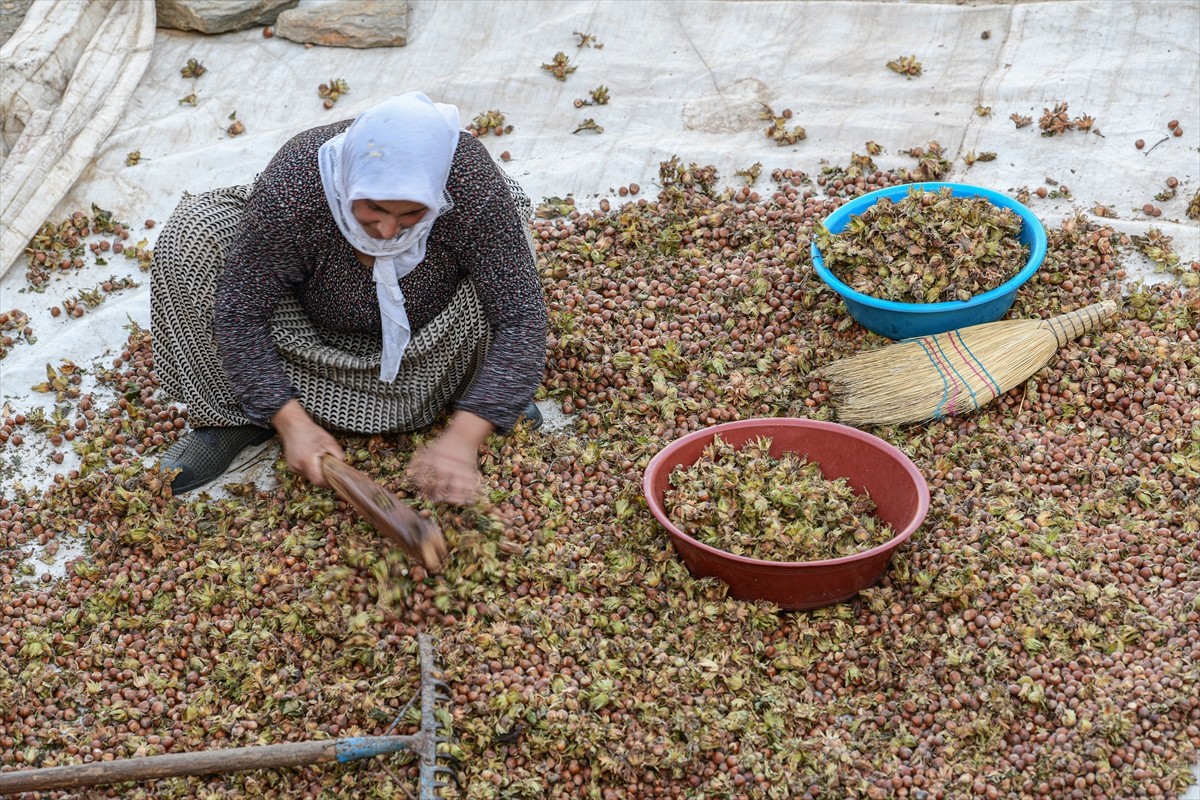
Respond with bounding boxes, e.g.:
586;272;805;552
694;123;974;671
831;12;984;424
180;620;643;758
384;692;420;736
384;762;417;800
433;766;463;789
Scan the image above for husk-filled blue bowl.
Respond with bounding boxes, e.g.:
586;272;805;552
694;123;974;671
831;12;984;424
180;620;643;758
810;182;1047;340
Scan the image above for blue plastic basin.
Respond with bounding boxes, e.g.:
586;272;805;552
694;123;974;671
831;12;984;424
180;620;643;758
810;182;1048;340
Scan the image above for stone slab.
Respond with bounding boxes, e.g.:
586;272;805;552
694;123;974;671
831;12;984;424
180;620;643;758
155;0;298;34
274;0;407;49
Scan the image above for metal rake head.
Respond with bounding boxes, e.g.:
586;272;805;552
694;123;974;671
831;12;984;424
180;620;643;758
416;634;460;799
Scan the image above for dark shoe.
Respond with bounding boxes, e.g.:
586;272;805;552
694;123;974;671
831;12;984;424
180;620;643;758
159;425;275;493
516;401;542;431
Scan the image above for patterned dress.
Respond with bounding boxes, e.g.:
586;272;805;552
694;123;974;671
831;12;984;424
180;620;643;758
151;122;547;434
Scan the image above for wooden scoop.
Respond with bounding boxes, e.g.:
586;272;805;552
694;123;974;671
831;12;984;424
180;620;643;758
320;455;447;572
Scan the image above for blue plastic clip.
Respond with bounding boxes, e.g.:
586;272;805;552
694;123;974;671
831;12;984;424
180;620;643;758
335;736;410;763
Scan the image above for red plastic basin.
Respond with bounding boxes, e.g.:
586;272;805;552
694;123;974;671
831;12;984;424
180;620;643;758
643;418;930;610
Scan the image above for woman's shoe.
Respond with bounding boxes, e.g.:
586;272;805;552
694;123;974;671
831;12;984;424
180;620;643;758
159;425;275;493
517;401;542;431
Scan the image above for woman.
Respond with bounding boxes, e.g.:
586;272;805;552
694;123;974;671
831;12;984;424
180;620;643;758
151;91;547;504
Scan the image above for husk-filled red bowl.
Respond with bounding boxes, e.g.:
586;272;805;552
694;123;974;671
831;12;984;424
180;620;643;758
643;418;930;610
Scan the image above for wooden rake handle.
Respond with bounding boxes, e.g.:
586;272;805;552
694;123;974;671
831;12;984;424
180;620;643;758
320;455;447;572
1038;301;1119;348
0;736;418;793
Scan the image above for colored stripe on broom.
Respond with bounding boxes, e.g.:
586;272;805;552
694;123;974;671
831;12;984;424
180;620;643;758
931;333;977;415
916;330;1001;417
946;329;1003;398
934;337;969;416
914;337;959;417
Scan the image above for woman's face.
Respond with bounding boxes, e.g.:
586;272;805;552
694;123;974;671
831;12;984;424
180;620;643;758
350;199;428;240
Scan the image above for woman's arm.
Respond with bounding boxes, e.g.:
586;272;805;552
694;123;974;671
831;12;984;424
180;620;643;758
448;142;549;430
214;124;352;486
407;409;494;504
213;191;305;426
216;203;349;487
405;140;546;504
272;399;345;487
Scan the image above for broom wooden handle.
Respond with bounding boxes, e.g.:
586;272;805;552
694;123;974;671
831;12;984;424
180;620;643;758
1038;301;1118;348
320;455;447;572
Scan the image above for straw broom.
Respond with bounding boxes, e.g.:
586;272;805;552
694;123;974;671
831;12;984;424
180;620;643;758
820;301;1119;426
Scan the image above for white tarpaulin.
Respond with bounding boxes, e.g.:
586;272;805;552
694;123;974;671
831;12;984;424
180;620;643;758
0;0;155;275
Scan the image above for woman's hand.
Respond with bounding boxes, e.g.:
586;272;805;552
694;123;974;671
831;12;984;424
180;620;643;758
271;399;345;487
408;411;494;505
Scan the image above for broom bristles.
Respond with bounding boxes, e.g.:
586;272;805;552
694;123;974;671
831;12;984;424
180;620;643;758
823;301;1118;426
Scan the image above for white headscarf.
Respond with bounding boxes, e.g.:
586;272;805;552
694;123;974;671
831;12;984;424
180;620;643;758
318;91;461;382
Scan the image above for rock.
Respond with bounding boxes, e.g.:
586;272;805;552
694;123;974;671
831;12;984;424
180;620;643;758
274;0;408;49
155;0;298;34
